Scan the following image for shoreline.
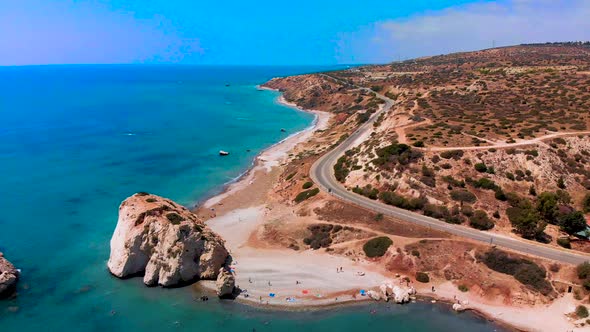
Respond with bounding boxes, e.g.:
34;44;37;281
199;87;325;209
193;84;575;332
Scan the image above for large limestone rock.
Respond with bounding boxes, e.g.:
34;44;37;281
215;268;235;298
0;253;19;298
390;285;416;304
107;193;229;287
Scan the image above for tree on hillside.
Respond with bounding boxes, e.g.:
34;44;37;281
507;206;545;239
536;192;559;223
559;210;587;235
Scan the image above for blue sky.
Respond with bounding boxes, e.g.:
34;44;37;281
1;0;589;65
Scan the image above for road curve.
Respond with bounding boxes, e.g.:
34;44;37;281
309;81;590;265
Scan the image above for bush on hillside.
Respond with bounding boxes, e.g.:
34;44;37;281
577;262;590;280
294;188;320;203
480;249;552;295
363;236;393;258
450;189;477;203
576;305;589;319
302;181;313;189
469;210;494;230
416;272;430;283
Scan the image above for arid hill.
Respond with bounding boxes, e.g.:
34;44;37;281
265;44;590;254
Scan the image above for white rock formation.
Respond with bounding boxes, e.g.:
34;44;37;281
215;268;235;298
452;303;466;312
107;193;229;287
0;253;19;298
391;285;415;304
369;282;416;304
367;290;382;301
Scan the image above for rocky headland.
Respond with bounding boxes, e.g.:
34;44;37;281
107;193;229;287
0;252;19;299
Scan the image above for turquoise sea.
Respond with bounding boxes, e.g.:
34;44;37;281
0;65;504;331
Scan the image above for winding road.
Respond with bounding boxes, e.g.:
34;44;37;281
310;80;590;265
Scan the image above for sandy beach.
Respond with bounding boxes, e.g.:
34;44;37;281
195;92;587;331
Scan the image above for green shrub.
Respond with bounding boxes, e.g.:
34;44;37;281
493;210;500;219
304;224;334;249
411;249;420;257
577;262;590;280
302;181;313;189
373;143;422;167
166;212;184;225
416;272;430;283
458;284;469;292
374;213;384;221
379;192;425;210
286;172;297;181
363;237;393;258
557;237;571;249
423;204;450;220
136;192;150;196
481;249;552;295
559;211;587;235
353;185;379;200
294;188;320;203
471;177;498;190
412;141;425;147
576;305;589;319
442;175;465;188
440;150;464;160
474;163;487;172
146;198;157;203
450;189;477;203
469;210;494;230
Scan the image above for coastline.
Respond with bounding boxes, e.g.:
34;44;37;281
193;85;578;332
199;87;325;210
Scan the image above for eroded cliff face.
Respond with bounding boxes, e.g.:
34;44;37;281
0;253;19;298
107;193;229;287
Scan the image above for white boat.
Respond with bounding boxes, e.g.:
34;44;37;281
219;150;230;156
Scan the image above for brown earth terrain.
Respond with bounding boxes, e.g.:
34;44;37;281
196;43;590;330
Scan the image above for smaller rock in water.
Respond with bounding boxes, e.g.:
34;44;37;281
215;268;236;298
0;252;19;299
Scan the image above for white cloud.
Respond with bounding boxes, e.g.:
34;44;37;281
344;0;590;63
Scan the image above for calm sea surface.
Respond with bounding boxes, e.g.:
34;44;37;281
0;65;505;331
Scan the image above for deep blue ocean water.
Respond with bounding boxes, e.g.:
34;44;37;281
0;65;504;331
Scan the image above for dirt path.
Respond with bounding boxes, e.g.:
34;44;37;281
424;130;590;152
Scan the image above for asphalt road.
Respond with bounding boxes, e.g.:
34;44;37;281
310;80;590;265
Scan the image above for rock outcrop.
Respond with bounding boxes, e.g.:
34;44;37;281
369;282;416;304
215;268;235;298
0;253;19;298
107;193;229;287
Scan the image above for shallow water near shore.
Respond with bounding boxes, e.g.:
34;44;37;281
0;65;504;331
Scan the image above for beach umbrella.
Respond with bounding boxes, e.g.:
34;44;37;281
359;289;366;296
269;293;276;298
302;290;309;294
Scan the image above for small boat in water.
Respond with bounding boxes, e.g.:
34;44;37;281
280;128;286;132
219;150;230;156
